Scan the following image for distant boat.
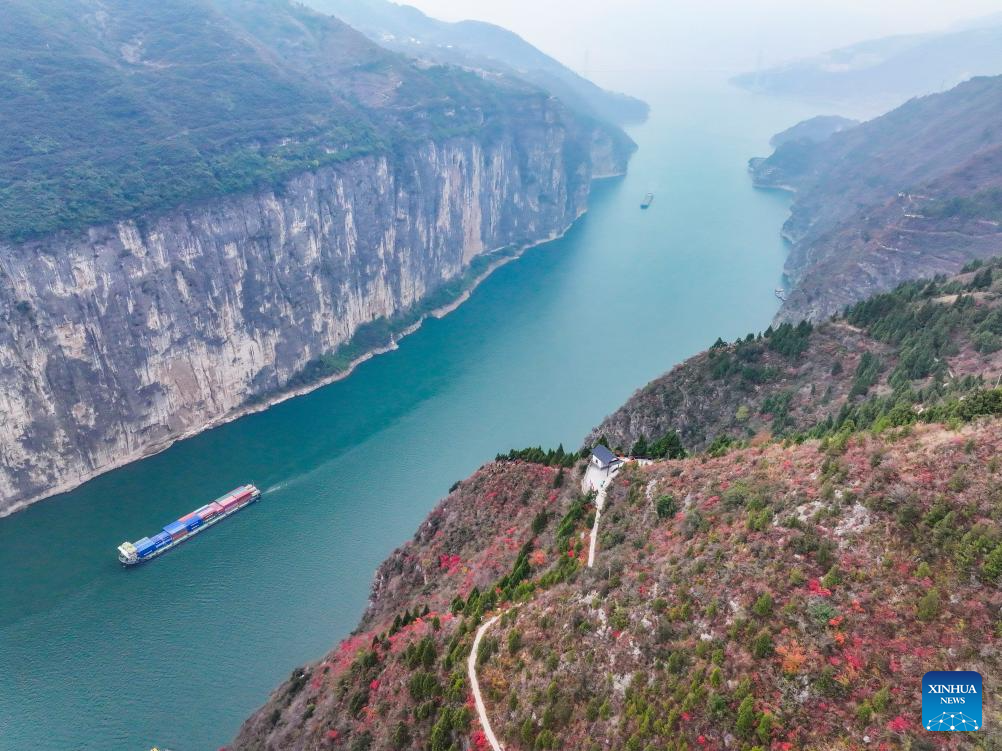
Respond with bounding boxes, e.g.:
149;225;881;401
641;192;654;209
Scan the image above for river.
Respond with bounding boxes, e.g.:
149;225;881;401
0;75;815;750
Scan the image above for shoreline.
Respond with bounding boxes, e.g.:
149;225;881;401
0;196;605;519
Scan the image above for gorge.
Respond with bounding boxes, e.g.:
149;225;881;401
0;0;633;516
0;126;629;516
7;2;1002;750
0;73;811;750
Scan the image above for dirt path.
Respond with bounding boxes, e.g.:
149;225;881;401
583;460;631;568
469;455;641;747
468;613;505;751
586;477;612;568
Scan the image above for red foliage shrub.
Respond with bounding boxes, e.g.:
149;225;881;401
887;716;909;733
808;579;832;596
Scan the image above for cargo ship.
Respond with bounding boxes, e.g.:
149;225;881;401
117;485;261;565
641;192;654;209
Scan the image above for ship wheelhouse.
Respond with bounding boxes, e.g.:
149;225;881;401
117;542;138;565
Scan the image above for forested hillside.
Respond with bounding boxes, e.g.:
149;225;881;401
0;0;587;240
233;265;1002;751
590;259;1002;456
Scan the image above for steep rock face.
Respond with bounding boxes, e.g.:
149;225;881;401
0;122;629;515
749;76;1002;323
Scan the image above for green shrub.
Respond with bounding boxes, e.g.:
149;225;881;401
656;495;679;519
750;629;773;658
752;593;773;617
871;686;891;713
983;544;1002;581
917;588;942;621
756;712;775;745
736;695;757;737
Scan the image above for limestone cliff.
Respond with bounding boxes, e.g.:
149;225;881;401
0;121;630;515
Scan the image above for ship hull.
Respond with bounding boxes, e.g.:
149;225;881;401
118;486;260;565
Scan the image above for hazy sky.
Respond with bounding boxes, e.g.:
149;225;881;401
404;0;1002;79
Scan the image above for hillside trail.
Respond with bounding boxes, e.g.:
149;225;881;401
584;457;646;567
470;454;644;748
468;612;508;751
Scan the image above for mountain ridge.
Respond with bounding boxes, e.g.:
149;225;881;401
301;0;649;127
231;261;1002;750
748;75;1002;324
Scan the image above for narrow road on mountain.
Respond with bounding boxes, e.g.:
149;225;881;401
584;460;631;568
469;454;640;747
587;475;613;568
469;613;505;751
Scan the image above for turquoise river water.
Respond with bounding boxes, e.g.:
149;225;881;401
0;76;815;750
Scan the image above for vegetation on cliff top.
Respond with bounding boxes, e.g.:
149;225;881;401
0;0;589;242
591;257;1002;456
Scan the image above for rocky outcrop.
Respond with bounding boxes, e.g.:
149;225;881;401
0;119;631;516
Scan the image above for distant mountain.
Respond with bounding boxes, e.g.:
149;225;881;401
767;115;858;149
749;75;1002;323
302;0;649;126
734;17;1002;110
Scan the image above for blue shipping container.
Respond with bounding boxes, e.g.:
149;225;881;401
152;532;172;548
134;537;156;555
185;516;203;531
164;521;186;535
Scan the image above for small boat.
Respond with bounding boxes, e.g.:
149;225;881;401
641;192;654;209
